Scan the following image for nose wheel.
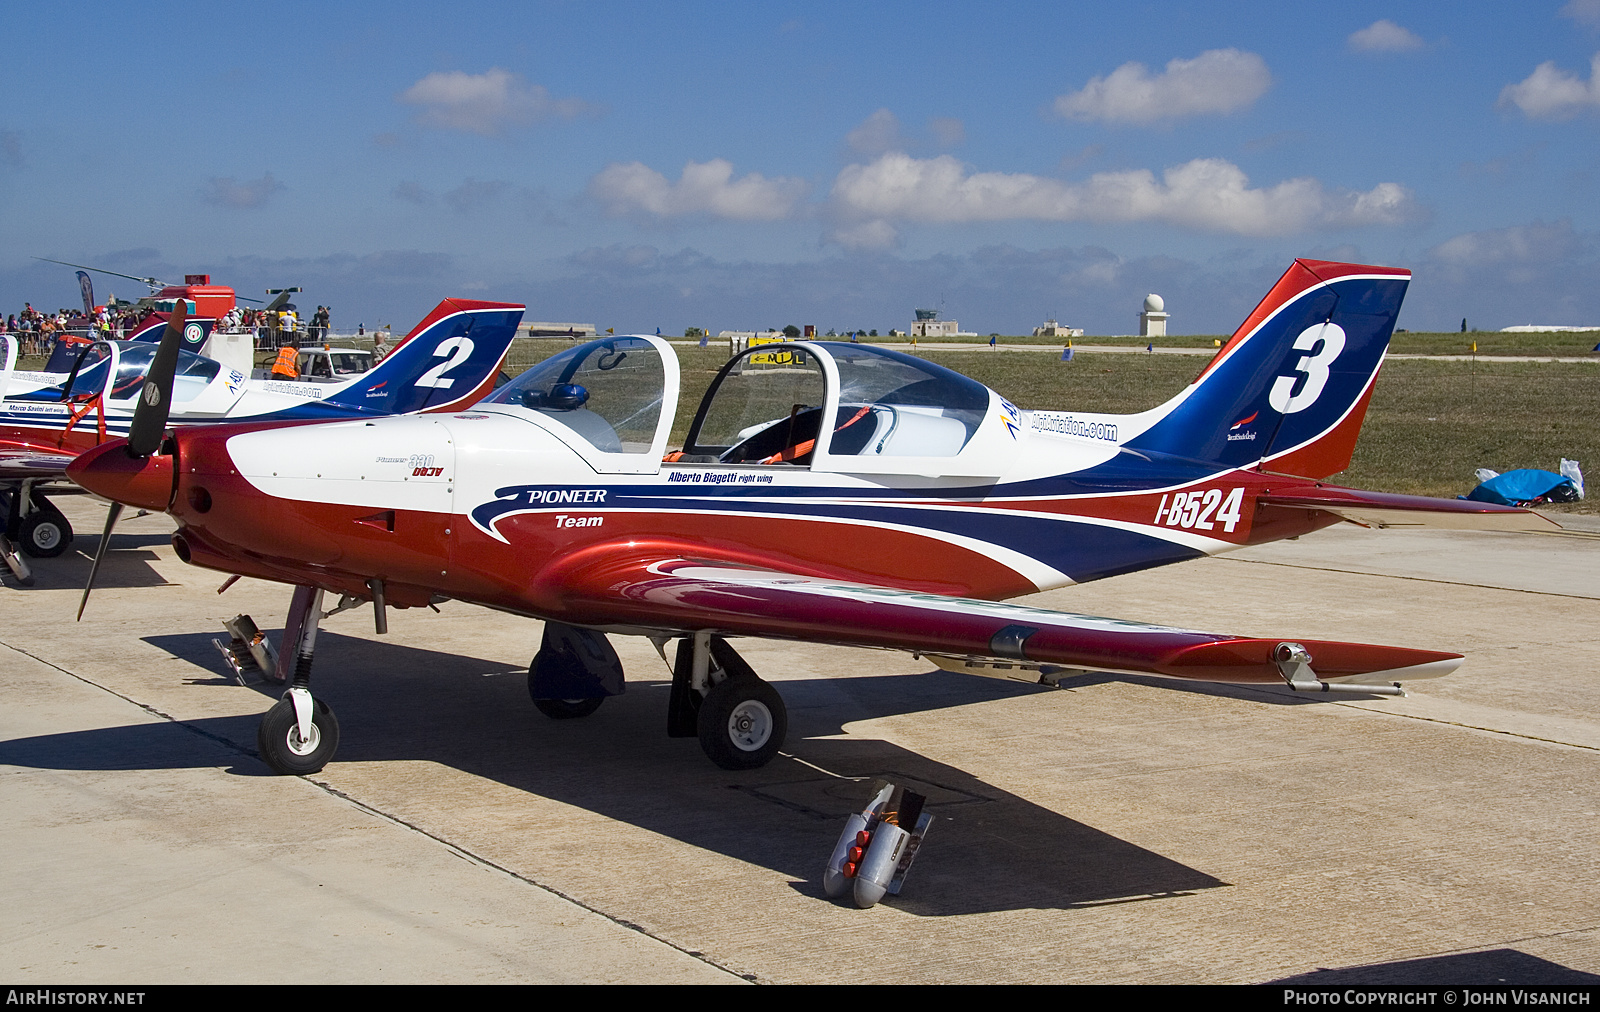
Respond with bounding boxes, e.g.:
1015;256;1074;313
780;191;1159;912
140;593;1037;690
253;585;342;776
257;693;340;775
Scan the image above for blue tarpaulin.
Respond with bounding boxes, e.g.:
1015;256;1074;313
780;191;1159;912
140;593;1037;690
1464;469;1578;506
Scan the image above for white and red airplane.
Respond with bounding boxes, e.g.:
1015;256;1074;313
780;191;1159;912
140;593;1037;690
0;298;523;576
68;260;1556;775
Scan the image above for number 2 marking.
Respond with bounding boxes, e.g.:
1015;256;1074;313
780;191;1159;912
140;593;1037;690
416;336;475;389
1268;322;1345;415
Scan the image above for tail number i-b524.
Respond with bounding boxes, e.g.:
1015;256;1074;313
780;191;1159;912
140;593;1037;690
1155;487;1245;533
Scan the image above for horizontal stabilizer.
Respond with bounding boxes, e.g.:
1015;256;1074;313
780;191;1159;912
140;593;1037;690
1260;487;1562;533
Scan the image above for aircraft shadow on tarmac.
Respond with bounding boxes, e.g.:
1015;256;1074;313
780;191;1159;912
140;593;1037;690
1268;948;1600;985
0;629;1234;916
1;535;174;591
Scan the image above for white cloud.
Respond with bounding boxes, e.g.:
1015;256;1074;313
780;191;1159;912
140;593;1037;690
1563;1;1600;28
399;68;596;135
829;153;1415;237
1426;220;1583;266
846;109;965;155
1348;20;1425;53
846;108;908;155
1499;54;1600;118
1055;49;1270;125
203;173;284;209
588;159;810;221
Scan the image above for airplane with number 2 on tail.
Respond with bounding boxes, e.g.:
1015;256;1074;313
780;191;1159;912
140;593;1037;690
0;298;523;580
68;260;1557;775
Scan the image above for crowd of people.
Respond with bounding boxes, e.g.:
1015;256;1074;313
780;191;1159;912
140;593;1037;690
3;302;151;355
3;301;337;356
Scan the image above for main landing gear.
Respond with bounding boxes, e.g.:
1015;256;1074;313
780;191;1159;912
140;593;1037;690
255;585;341;776
527;624;789;770
1;485;73;585
667;632;787;770
239;591;789;774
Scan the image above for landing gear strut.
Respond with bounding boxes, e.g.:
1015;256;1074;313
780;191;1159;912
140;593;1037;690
256;586;341;775
2;482;76;584
670;633;787;770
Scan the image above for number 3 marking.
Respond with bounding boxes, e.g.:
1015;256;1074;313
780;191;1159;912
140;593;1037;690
1268;323;1345;415
416;336;475;389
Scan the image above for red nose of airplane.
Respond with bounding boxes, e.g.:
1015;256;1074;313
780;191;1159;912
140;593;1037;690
67;439;176;512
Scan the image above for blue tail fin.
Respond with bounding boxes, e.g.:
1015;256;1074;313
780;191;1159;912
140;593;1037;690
1124;260;1409;479
324;299;524;415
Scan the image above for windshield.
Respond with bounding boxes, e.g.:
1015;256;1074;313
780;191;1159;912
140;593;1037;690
107;344;222;402
14;343;115;401
483;336;665;453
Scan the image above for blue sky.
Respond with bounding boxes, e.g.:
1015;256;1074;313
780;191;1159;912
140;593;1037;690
4;1;1600;335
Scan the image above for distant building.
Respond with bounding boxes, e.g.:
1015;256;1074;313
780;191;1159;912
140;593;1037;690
910;308;976;338
1500;325;1600;333
525;321;596;338
717;330;786;341
1032;319;1083;338
1138;294;1168;338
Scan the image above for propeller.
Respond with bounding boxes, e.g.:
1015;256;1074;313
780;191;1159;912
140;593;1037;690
127;298;185;456
77;302;186;619
76;502;121;621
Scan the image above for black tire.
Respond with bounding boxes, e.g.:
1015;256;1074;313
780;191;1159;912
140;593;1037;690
533;697;604;720
256;695;340;775
18;503;71;558
696;677;786;770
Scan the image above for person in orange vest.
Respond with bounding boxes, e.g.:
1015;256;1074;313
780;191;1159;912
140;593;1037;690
270;345;300;379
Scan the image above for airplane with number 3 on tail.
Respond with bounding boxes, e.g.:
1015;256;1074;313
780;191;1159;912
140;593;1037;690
67;260;1558;775
0;298;523;580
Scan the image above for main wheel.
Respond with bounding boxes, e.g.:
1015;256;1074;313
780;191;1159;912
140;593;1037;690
256;695;340;775
696;677;787;770
533;697;604;719
18;503;71;558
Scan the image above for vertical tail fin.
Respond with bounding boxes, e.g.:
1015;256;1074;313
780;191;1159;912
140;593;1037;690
325;299;524;415
1124;260;1410;479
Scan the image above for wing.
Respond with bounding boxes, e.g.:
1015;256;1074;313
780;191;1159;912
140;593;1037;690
0;449;75;480
543;546;1460;687
1260;486;1562;533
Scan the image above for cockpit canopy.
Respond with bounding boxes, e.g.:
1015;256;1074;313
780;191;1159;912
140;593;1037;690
685;342;993;467
15;341;222;404
483;335;667;454
478;337;1011;476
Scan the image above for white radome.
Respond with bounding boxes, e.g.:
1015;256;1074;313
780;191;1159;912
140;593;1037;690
1143;294;1165;313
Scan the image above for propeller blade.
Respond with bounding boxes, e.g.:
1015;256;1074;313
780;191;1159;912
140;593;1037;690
126;299;186;457
77;501;123;621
